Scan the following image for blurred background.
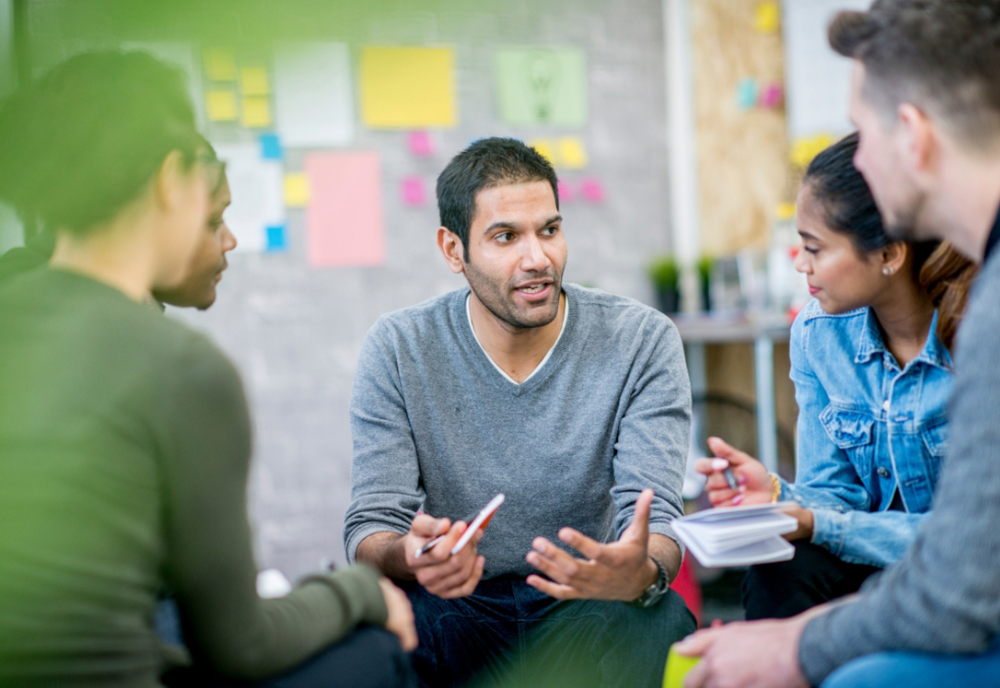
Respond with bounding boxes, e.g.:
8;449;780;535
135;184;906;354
0;0;865;612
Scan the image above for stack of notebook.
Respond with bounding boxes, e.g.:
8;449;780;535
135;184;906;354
671;503;799;568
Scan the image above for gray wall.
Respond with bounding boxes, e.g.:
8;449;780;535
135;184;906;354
23;0;672;579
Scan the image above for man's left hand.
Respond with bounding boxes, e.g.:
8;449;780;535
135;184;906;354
525;488;660;601
674;616;811;688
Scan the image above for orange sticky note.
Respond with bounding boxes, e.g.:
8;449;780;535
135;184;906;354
241;97;271;128
204;47;237;81
559;137;588;169
529;139;556;166
360;47;457;128
206;90;238;121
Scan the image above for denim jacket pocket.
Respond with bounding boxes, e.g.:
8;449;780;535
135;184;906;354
820;405;876;479
919;418;948;485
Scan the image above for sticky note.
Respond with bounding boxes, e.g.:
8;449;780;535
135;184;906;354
557;180;574;203
408;130;435;157
240;66;270;96
304;151;385;267
580;178;605;204
284;173;311;207
663;644;700;688
274;42;354;147
559;137;588;170
241;97;271;128
529;139;556;166
736;78;759;110
790;134;835;168
211;143;284;253
495;48;588;127
360;47;456;128
754;1;781;33
401;176;426;207
206;90;238;121
266;225;288;252
204;47;237;81
259;134;283;160
759;82;783;109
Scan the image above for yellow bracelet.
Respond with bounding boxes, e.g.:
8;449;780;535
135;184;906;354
769;473;781;503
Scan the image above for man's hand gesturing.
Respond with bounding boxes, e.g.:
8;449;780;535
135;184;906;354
403;513;485;599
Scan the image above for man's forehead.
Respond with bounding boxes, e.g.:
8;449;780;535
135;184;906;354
471;180;558;227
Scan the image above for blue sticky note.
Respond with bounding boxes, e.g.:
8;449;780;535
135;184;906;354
259;133;283;160
266;225;288;251
736;78;759;110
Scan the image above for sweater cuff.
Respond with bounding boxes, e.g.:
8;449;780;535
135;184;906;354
300;562;388;628
810;508;846;556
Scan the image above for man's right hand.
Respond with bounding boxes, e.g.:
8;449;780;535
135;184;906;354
403;513;485;599
694;436;773;506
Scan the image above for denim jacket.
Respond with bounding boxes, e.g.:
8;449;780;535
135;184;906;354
780;299;953;568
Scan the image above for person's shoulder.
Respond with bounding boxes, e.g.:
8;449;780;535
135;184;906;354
566;283;676;336
0;244;49;283
368;287;468;342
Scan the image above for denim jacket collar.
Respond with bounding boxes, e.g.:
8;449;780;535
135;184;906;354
854;308;951;370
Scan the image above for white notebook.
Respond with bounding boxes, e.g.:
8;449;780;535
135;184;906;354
672;503;798;568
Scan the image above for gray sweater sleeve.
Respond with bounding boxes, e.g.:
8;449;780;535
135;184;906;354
798;256;1000;685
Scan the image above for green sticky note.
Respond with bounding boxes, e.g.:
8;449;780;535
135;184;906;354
663;644;700;688
494;47;588;127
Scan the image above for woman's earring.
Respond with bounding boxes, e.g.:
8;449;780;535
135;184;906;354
882;266;894;276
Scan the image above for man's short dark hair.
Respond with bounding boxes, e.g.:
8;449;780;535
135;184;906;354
436;137;559;260
829;0;1000;146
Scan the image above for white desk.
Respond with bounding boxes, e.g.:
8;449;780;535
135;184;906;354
670;312;791;473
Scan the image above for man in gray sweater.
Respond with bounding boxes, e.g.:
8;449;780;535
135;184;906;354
677;2;1000;687
344;138;696;687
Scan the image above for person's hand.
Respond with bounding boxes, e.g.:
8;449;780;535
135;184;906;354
694;437;773;507
377;578;418;652
402;513;485;599
674;615;811;688
525;488;660;602
778;505;814;541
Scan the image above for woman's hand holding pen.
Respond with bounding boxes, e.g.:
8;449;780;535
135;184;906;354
403;513;485;600
694;436;773;506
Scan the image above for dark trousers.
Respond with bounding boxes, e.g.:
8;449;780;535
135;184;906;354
162;626;415;688
742;541;880;620
405;576;696;688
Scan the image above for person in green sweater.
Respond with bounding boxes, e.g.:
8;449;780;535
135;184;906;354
0;50;416;688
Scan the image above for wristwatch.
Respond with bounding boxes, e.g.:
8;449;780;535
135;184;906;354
628;557;670;608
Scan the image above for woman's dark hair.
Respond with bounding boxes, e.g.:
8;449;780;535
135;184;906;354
436;137;559;260
805;132;976;350
0;50;200;235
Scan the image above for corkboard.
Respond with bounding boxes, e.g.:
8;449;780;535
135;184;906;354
691;0;792;255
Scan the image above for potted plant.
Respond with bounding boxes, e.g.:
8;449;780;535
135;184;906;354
697;255;715;312
649;256;680;313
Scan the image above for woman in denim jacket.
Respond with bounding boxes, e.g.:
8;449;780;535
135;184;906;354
697;133;976;620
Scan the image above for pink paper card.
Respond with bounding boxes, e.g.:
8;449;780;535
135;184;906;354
304;151;385;267
401;176;426;207
408;130;434;157
557;180;575;203
580;178;606;203
759;82;784;109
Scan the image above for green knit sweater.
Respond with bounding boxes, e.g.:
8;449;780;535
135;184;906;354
0;268;386;687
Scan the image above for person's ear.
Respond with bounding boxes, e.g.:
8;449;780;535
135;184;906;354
881;241;908;276
437;227;466;275
897;103;936;180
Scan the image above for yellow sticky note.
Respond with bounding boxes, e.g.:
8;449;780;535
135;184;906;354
559;137;588;170
240;67;269;96
241;96;272;128
790;134;835;168
206;90;238;121
663;644;700;688
284;172;311;207
204;47;237;81
754;1;781;33
360;47;457;128
528;139;556;166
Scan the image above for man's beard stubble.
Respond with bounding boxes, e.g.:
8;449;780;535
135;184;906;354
464;259;563;330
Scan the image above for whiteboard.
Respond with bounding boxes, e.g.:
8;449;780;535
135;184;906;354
782;0;870;141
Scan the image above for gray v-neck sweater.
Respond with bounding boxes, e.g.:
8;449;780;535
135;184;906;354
344;284;691;579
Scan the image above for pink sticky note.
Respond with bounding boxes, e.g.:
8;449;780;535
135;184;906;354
304;151;385;267
759;83;784;109
580;178;605;204
557;180;575;203
401;176;426;207
408;131;434;157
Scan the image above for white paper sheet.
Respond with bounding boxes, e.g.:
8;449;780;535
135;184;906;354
212;143;285;253
273;42;354;147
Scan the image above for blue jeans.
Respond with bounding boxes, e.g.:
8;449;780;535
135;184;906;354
405;575;696;688
822;636;1000;688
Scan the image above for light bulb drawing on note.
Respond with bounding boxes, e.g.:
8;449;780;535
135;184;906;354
528;51;561;123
